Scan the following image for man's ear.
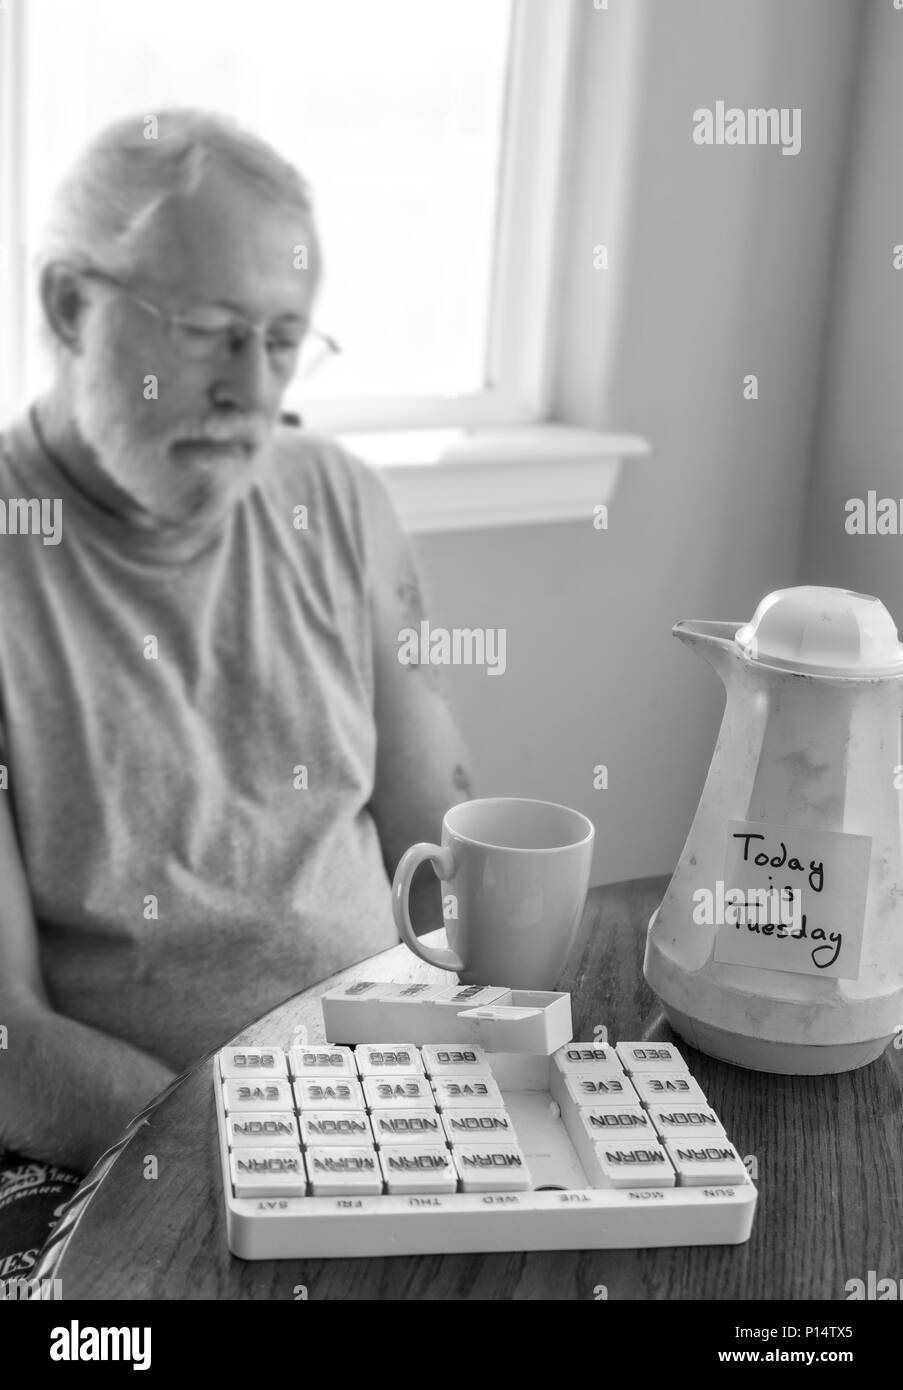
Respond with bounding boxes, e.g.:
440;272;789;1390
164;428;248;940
39;263;91;353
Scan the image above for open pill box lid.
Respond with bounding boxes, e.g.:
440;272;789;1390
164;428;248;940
320;981;573;1055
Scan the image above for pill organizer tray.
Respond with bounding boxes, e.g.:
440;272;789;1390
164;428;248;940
214;984;757;1259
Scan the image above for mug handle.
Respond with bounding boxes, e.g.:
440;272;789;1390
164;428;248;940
391;841;465;971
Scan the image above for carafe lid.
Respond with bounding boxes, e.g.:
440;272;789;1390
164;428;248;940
734;587;903;676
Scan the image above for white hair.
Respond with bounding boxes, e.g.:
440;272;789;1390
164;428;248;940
38;107;320;278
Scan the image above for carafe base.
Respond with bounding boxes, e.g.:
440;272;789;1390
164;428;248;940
660;1005;893;1075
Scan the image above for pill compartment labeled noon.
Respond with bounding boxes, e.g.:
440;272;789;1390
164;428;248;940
299;1110;374;1147
647;1104;726;1141
441;1108;517;1143
228;1112;301;1148
369;1108;444;1144
573;1106;656;1142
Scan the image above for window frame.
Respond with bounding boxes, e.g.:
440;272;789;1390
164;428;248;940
294;0;579;433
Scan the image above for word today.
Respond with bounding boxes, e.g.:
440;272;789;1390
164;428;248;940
397;621;506;676
731;832;825;893
693;101;801;156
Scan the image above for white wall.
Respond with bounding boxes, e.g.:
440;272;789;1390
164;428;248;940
802;0;903;604
412;0;865;887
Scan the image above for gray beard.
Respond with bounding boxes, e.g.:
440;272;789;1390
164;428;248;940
71;382;253;528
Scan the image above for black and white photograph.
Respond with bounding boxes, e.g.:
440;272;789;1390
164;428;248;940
0;0;901;1348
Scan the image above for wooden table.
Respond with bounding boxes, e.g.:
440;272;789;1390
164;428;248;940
35;876;903;1300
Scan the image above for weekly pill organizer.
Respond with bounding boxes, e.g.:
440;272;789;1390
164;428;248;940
213;981;758;1258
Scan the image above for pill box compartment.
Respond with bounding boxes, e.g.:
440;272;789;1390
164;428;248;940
320;984;574;1053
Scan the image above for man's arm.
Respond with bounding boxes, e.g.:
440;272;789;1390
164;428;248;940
0;793;175;1175
361;470;474;938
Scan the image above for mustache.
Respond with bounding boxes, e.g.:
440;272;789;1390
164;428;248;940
170;418;271;449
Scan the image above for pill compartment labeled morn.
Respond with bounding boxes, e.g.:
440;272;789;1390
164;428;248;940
214;983;757;1259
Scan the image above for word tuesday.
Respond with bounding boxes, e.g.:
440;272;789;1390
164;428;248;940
693;886;842;969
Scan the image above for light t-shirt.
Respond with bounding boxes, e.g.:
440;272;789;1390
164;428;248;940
0;408;401;1071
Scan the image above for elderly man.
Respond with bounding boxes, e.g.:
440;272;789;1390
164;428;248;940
0;108;472;1254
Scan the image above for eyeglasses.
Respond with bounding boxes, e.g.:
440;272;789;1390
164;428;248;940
77;267;340;380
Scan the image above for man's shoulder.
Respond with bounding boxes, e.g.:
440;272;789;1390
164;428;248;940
268;422;375;493
265;422;397;537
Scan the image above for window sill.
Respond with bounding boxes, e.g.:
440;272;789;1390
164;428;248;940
337;424;651;533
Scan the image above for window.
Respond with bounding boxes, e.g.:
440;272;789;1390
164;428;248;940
0;0;577;432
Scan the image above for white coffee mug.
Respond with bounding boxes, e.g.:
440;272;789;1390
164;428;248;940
391;797;595;989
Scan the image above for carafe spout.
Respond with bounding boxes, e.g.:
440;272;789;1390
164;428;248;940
673;619;741;681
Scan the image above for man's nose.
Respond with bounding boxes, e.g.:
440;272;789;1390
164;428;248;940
209;331;273;413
